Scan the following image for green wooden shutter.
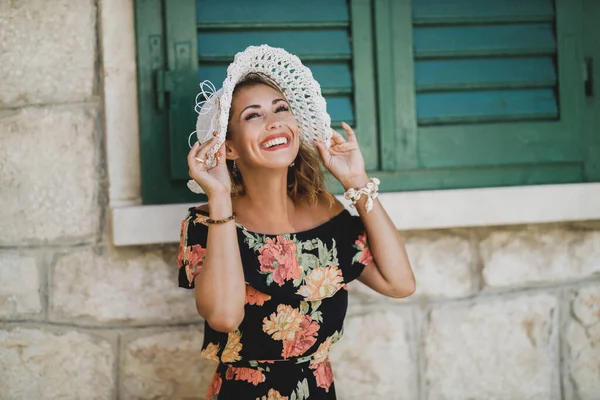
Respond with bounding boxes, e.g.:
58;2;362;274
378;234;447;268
135;0;377;204
136;0;200;204
373;0;588;191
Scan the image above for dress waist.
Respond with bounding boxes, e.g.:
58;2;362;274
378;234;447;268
221;351;329;368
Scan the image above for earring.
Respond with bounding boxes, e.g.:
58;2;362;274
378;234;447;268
232;160;239;177
289;162;295;168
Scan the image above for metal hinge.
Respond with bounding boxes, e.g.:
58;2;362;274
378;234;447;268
155;69;174;111
149;34;176;111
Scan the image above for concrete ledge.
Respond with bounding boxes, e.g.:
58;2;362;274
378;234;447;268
111;183;600;246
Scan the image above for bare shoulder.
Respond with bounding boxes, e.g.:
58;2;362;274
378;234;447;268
324;197;346;218
300;194;345;222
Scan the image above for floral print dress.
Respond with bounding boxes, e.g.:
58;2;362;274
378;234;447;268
178;207;372;400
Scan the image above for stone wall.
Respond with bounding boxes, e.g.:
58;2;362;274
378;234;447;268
1;1;599;399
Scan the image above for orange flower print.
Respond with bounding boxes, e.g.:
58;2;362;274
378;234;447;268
256;389;289;400
205;371;222;400
281;315;320;359
188;244;206;269
225;366;266;386
194;212;209;225
311;336;333;365
262;304;304;341
177;219;189;268
354;232;373;265
200;342;220;362
310;359;334;392
258;236;300;286
220;331;243;363
184;244;206;284
296;265;344;300
245;285;272;306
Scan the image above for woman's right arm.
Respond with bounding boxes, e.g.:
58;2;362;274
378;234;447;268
186;140;246;332
193;195;246;332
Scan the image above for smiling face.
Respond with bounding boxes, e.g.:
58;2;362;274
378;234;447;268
226;82;300;170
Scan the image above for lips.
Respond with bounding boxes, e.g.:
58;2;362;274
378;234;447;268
260;133;292;150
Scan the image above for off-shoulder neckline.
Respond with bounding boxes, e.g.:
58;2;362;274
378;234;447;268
193;207;350;237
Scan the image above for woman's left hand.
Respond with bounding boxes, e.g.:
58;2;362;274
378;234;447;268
315;122;369;189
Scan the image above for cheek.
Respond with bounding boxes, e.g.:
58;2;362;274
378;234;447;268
285;114;299;133
234;122;260;142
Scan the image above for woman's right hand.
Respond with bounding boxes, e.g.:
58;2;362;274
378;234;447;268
187;139;231;197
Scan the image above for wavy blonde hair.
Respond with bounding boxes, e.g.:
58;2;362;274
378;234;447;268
226;73;332;205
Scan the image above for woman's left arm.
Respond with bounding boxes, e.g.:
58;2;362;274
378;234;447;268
349;189;416;298
316;123;416;298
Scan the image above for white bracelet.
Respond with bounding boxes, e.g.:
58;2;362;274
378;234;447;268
187;179;205;194
343;177;380;213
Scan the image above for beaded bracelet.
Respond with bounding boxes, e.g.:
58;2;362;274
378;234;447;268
343;177;380;213
206;213;236;225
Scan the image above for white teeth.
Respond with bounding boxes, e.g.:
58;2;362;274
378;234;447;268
262;137;288;148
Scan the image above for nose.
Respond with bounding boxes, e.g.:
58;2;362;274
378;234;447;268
266;113;283;130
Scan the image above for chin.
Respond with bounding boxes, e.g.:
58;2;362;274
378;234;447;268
261;148;299;168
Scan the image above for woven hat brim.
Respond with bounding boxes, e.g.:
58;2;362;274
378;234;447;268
195;45;332;168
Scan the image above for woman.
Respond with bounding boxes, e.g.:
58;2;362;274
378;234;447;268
178;45;415;400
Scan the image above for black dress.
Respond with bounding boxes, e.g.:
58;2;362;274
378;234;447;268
177;206;372;400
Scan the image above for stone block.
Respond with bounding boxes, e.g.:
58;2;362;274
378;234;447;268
424;294;558;400
481;229;600;288
0;0;95;107
121;329;215;400
329;310;418;400
50;246;200;324
0;251;42;318
0;106;100;245
564;285;600;400
407;235;475;298
0;326;114;399
350;234;475;303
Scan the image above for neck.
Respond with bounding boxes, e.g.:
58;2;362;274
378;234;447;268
235;167;297;229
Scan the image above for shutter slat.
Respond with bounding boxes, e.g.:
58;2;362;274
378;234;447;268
198;30;351;59
197;21;349;30
197;0;349;24
415;57;557;91
413;0;554;25
327;96;355;126
414;24;556;59
417;89;559;125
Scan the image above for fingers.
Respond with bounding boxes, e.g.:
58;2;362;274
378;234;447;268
187;138;218;169
187;141;202;167
215;143;226;167
331;130;346;145
341;122;357;143
330;142;358;153
314;140;331;163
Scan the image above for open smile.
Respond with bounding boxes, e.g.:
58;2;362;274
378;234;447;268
260;133;292;151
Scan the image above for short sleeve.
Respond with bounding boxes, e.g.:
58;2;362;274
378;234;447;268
338;212;372;283
177;207;209;289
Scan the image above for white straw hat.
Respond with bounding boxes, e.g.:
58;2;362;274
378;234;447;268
191;44;332;170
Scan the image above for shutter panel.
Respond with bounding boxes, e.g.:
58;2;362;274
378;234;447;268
415;0;585;169
372;0;586;192
136;0;377;204
137;0;203;204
